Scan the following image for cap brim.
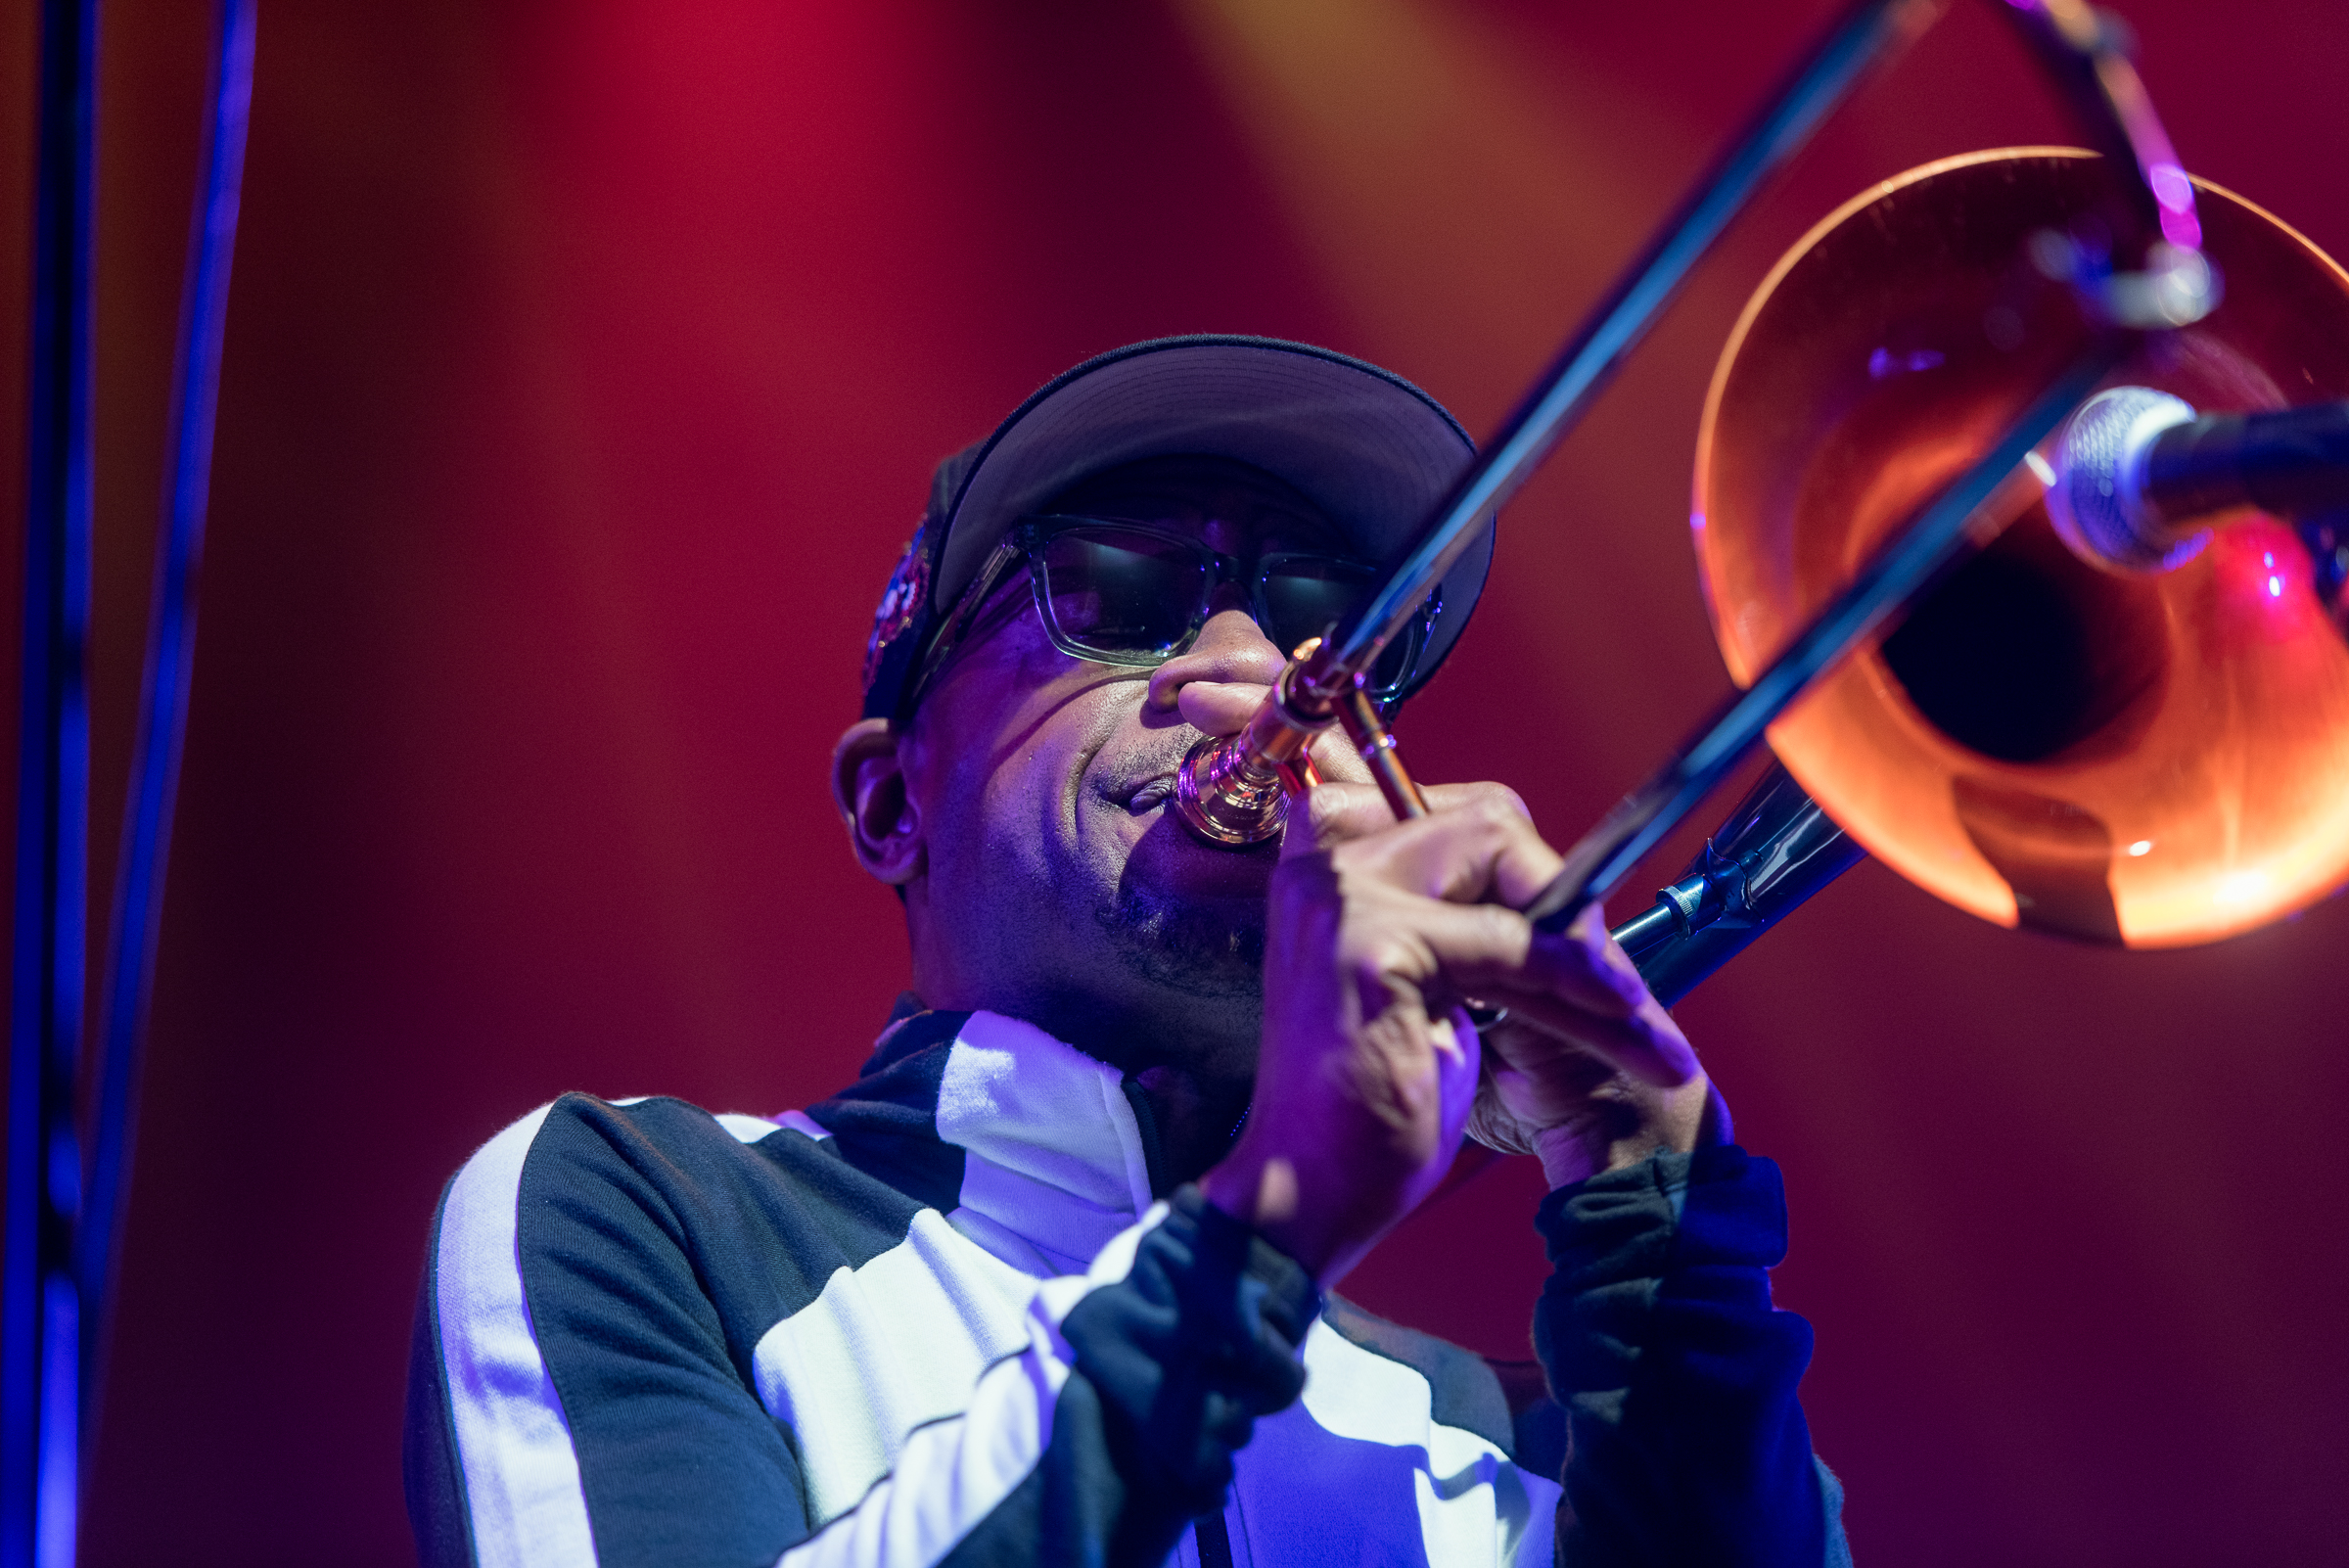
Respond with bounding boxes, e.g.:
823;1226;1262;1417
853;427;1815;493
936;336;1495;696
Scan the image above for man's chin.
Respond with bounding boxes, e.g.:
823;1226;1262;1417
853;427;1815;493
1094;891;1264;1000
1098;812;1270;999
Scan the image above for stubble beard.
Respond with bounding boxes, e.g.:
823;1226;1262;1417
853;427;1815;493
1093;881;1267;1004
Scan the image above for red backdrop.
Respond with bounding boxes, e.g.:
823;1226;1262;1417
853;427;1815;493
5;0;2344;1562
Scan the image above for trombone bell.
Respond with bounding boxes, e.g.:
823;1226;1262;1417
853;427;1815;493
1694;149;2349;946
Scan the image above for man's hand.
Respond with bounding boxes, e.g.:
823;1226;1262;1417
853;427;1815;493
1199;781;1720;1283
1467;894;1728;1190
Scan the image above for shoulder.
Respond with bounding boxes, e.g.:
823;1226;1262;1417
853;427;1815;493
438;1093;837;1226
424;1091;953;1435
432;1092;921;1311
414;1095;861;1567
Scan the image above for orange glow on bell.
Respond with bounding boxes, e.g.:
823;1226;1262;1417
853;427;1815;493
1693;149;2349;946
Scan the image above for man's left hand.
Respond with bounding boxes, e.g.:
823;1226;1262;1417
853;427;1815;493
1298;781;1726;1191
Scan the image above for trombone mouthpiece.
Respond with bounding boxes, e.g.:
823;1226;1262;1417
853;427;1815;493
1174;732;1298;845
1172;638;1337;847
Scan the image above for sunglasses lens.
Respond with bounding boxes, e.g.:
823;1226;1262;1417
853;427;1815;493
1019;522;1428;695
1035;528;1211;658
1260;561;1421;696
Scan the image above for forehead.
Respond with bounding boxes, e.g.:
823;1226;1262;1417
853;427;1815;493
1042;454;1345;548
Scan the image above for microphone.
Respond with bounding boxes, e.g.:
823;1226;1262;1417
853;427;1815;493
2041;387;2349;574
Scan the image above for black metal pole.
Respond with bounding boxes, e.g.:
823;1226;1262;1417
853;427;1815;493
5;1;99;1563
76;0;256;1461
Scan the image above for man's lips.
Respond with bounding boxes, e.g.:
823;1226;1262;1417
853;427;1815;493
1110;773;1177;813
1100;765;1281;869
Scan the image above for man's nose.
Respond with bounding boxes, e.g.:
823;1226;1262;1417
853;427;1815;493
1147;605;1286;735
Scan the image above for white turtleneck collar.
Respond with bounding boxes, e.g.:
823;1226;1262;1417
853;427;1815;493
931;1010;1162;1277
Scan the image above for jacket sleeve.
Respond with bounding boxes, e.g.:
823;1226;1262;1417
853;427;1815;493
1532;1144;1852;1568
791;1187;1315;1568
403;1098;1315;1568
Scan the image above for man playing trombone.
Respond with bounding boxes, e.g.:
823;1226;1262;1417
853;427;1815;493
405;336;1850;1567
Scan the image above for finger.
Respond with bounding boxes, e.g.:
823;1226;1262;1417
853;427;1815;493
1288;781;1397;859
1288;778;1532;859
1462;953;1694;1079
1418;781;1532;819
1345;889;1646;1021
1425;904;1697;1085
1305;726;1373;788
1700;1081;1734;1147
1435;1002;1484;1147
1475;1019;1623;1099
1348;897;1698;1091
1329;788;1564;907
1464;984;1698;1086
1557;900;1657;1014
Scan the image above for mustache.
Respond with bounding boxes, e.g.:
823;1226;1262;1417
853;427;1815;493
1099;727;1214;808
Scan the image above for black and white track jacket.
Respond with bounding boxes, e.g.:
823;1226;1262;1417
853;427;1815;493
406;1005;1852;1567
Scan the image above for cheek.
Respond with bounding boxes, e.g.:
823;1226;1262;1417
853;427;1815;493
973;686;1128;874
904;635;1129;880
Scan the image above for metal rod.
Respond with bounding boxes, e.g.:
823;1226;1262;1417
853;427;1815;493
1313;0;1943;691
78;0;257;1456
5;2;99;1563
1336;685;1429;823
1177;0;1943;850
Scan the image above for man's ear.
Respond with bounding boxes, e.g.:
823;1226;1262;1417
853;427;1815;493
831;718;924;886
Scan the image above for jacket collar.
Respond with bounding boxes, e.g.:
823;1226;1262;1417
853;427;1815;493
816;1002;1169;1275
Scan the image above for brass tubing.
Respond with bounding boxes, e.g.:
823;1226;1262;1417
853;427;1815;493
1337;684;1429;823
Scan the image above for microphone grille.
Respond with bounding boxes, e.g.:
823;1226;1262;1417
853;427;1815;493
2044;386;2204;574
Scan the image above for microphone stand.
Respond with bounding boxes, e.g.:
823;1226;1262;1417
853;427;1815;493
3;5;254;1559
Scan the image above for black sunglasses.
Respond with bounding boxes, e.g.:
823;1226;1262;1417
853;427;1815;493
905;514;1435;715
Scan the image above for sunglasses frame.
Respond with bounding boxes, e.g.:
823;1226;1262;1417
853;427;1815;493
903;513;1436;719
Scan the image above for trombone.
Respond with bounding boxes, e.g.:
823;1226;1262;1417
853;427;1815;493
1173;0;2349;999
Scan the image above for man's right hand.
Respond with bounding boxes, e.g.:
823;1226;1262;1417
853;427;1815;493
1198;782;1702;1283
